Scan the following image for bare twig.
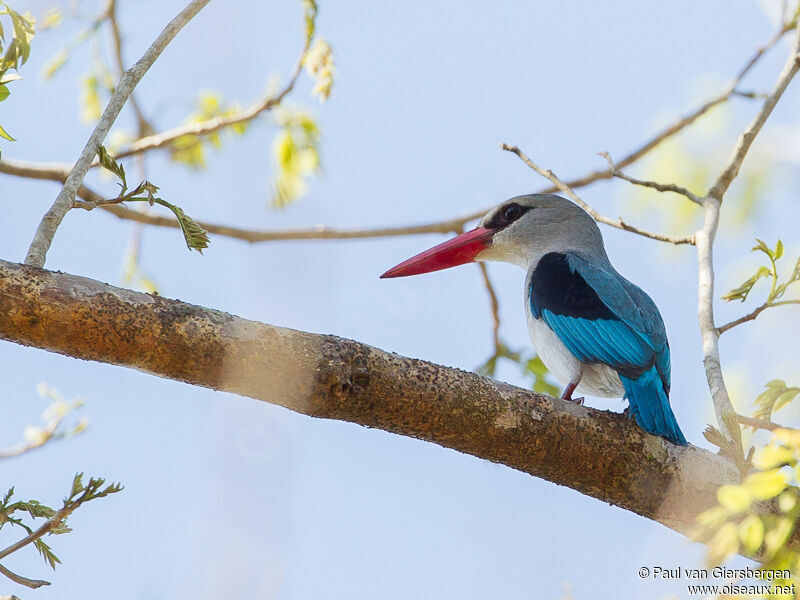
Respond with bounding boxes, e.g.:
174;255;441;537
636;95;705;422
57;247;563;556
736;413;793;432
23;0;212;268
106;0;153;137
0;22;783;249
697;20;800;447
502;144;696;245
0;562;49;589
0;416;78;460
717;299;800;334
0;507;69;563
708;22;800;201
477;262;502;351
600;152;702;205
107;19;312;163
2;7;792;253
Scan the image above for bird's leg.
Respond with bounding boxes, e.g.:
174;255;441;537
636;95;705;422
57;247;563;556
560;376;584;405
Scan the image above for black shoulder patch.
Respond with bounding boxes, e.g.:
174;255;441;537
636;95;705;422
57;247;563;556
529;253;615;320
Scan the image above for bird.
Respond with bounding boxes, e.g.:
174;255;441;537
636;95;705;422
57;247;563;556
380;193;687;446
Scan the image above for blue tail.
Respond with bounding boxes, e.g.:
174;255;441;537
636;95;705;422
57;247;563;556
620;366;687;446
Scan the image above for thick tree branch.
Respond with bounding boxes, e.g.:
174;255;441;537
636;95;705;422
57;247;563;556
23;0;211;268
0;258;741;541
501;144;696;245
697;20;800;448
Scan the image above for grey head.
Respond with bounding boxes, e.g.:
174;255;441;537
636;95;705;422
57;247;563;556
477;194;609;269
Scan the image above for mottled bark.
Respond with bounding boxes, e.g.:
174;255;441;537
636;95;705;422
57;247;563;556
0;258;739;538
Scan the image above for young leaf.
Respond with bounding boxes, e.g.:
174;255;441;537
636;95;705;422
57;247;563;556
151;198;210;252
0;120;14;141
0;72;20;84
722;266;771;302
95;144;126;190
69;472;84;499
738;515;764;555
34;538;61;570
752;238;773;259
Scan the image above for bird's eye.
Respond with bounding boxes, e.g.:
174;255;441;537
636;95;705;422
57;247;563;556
502;203;523;223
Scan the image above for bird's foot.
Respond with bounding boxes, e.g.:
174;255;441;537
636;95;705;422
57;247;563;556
559;379;583;404
560;392;585;405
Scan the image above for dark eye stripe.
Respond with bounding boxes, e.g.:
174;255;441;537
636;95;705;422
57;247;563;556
485;202;530;229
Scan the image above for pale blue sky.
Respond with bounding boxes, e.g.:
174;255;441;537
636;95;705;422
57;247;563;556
2;1;799;598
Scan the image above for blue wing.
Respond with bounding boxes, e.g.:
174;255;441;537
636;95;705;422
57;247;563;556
530;253;685;445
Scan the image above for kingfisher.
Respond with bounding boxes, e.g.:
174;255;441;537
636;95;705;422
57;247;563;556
381;193;687;446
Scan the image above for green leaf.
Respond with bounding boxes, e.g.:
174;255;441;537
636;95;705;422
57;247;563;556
774;388;800;414
70;472;84;499
706;521;739;566
775;239;784;260
753;445;794;470
151;198;209;252
743;469;787;501
764;517;794;559
169;134;206;169
42;48;67;79
754;380;800;420
753;238;773;259
95;144;126;190
738;515;764;555
722;266;771;302
302;0;318;44
717;484;752;513
0;120;14;141
778;491;797;513
524;355;560;396
696;506;729;530
34;538;61;570
16;500;55;519
0;83;8;101
80;75;101;122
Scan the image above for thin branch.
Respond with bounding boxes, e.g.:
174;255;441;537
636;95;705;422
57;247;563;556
733;18;796;82
717;299;800;334
106;0;153;137
91;192;468;240
599;152;702;205
108;31;311;163
23;0;212;268
0;562;49;589
708;22;800;200
1;10;791;251
0;413;76;460
0;505;71;574
501;144;696;245
696;20;800;448
477;262;502;352
736;413;794;432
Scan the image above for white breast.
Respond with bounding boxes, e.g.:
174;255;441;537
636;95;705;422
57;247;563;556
525;311;624;399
